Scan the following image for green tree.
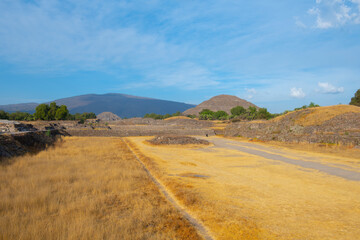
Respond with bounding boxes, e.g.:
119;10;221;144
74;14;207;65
55;105;69;120
350;89;360;107
256;108;272;120
0;110;9;119
48;102;58;120
231;106;246;116
8;112;31;121
34;104;50;120
172;111;181;117
199;109;215;120
213;111;229;120
199;109;214;115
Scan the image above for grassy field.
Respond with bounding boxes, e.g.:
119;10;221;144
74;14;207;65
0;137;201;240
128;136;360;240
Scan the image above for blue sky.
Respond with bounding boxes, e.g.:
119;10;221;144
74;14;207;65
0;0;359;113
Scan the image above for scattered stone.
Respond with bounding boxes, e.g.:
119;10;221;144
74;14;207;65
147;135;210;145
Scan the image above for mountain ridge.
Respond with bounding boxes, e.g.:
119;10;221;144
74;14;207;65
0;93;195;118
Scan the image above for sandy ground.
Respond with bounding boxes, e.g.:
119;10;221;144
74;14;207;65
128;136;360;239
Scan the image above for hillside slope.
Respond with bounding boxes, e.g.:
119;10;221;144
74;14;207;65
225;105;360;145
0;93;195;118
184;94;258;115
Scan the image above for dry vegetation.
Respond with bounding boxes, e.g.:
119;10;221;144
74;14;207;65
164;116;192;121
271;104;360;126
128;136;360;240
0;137;201;240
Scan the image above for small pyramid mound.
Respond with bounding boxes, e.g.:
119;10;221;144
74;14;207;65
271;104;360;126
97;112;121;121
183;94;258;115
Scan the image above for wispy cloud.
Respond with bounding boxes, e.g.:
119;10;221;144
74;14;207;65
290;87;306;98
318;82;344;93
307;0;360;29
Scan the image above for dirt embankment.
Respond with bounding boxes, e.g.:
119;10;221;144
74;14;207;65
225;105;360;146
0;131;65;161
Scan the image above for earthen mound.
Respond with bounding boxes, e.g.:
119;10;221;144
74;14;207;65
183;94;258;116
147;135;210;145
225;105;360;145
97;112;121;121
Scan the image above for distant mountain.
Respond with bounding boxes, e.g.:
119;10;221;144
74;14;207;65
183;94;259;115
0;93;195;118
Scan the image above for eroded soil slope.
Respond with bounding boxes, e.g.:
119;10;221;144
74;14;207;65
225;105;360;145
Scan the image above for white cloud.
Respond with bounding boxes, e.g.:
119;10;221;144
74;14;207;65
318;82;344;93
290;87;306;98
307;0;360;28
316;16;334;28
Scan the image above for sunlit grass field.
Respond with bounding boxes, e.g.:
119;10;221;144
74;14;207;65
128;136;360;240
0;137;201;240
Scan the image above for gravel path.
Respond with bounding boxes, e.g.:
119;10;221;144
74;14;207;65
206;138;360;181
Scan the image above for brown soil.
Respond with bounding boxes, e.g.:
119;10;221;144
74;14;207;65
147;135;210;145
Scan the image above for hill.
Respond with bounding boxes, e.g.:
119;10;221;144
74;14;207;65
0;93;195;118
183;94;258;116
225;105;360;145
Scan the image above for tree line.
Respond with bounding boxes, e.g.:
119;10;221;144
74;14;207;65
143;111;184;120
0;102;96;121
199;106;276;120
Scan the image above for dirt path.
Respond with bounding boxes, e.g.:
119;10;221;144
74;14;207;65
205;137;360;181
122;139;215;240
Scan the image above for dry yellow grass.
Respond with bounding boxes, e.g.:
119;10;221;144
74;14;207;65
271;104;360;126
128;136;360;240
0;137;201;240
164;116;192;120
